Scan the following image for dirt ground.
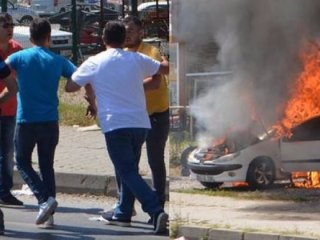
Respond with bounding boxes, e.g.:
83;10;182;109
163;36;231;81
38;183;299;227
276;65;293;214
170;176;320;238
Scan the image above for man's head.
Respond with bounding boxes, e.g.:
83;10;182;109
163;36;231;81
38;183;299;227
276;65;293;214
102;21;126;48
30;18;51;46
0;13;14;44
122;16;144;49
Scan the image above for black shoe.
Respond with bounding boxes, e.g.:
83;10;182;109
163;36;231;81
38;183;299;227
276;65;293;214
101;212;131;227
0;194;23;206
0;209;4;235
153;211;168;234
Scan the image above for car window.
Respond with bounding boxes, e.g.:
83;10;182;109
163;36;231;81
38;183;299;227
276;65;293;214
282;117;320;142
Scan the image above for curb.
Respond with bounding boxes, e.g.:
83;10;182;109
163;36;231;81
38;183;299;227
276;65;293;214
13;170;169;199
177;226;319;240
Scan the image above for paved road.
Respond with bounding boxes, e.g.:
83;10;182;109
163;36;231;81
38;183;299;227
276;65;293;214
1;193;169;240
31;126;170;177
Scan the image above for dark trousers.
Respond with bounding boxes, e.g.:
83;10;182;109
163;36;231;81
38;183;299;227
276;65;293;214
115;109;169;209
146;109;169;208
15;121;59;204
0;116;15;198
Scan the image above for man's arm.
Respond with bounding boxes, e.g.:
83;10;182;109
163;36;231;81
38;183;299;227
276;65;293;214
0;74;17;104
84;84;97;119
156;56;169;75
0;58;17;104
143;74;161;91
65;78;82;92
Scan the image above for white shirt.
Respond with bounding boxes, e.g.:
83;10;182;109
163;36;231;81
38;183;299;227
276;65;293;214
71;48;160;133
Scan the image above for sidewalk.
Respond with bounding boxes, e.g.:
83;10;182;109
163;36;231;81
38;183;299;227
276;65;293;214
13;125;170;196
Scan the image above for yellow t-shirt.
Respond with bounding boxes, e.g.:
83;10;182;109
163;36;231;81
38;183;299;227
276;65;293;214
134;42;169;115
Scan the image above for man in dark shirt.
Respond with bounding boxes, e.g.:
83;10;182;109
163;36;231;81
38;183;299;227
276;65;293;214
0;55;14;235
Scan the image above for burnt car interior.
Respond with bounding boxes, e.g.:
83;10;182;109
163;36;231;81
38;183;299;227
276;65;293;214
282;116;320;142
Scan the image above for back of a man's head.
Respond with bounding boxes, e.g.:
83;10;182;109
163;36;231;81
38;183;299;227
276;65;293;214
122;15;143;29
30;18;51;44
103;21;126;46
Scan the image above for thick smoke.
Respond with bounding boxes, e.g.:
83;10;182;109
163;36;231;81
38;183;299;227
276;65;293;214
176;0;320;146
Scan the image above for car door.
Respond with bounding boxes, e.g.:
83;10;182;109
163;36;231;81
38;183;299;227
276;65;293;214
280;117;320;171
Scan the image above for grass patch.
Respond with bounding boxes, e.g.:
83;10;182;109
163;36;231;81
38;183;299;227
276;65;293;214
59;101;96;126
171;187;314;202
169;131;195;166
58;78;96;126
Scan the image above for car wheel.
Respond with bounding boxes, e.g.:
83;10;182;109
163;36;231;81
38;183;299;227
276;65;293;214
247;157;275;190
20;16;33;25
200;181;223;189
180;146;196;176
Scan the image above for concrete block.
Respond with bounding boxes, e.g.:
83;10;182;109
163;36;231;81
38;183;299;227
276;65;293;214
209;229;243;240
279;236;318;240
244;232;280;240
178;226;209;240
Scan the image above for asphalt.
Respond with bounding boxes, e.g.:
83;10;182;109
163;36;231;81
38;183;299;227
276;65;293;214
12;125;170;197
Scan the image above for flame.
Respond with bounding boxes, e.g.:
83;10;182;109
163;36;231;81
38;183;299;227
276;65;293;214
276;43;320;188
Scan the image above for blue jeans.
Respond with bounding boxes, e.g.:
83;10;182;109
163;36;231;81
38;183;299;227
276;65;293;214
0;116;16;198
15;121;59;204
104;128;162;219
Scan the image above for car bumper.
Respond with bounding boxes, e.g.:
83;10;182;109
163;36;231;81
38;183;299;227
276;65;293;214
187;162;242;175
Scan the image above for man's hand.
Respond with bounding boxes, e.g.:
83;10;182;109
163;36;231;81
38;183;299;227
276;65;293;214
85;103;97;119
84;84;97;119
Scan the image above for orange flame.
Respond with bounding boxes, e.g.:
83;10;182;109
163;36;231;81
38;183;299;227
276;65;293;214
276;43;320;188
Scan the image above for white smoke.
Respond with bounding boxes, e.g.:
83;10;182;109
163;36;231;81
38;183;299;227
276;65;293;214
175;0;320;146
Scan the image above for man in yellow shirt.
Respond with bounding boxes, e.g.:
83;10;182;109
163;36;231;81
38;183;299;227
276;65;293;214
103;16;169;224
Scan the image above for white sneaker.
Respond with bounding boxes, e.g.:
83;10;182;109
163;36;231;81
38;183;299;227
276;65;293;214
35;197;58;225
38;215;54;229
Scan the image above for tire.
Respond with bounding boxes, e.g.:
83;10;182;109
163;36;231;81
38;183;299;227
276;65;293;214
180;146;196;176
247;158;275;190
20;16;33;26
200;181;223;189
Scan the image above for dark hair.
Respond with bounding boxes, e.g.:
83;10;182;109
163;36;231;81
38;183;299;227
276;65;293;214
102;21;126;45
0;13;13;24
122;15;143;29
30;18;51;44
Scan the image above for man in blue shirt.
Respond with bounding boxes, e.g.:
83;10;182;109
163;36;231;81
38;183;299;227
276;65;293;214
5;18;76;227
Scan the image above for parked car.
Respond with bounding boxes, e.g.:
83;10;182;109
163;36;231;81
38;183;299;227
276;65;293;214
48;8;119;44
0;0;39;25
138;1;169;38
14;25;73;57
17;0;71;17
138;1;169;21
187;116;320;189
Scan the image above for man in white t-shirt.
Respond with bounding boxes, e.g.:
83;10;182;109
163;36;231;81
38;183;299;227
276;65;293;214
65;21;169;234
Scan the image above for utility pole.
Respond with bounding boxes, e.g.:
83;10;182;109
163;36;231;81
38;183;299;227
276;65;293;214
131;0;138;16
1;0;7;12
71;0;78;64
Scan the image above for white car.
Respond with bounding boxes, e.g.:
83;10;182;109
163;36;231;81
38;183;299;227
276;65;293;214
14;26;72;57
187;116;320;189
138;1;169;21
0;1;39;25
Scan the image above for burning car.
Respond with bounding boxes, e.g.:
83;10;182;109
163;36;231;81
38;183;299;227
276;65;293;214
187;116;320;189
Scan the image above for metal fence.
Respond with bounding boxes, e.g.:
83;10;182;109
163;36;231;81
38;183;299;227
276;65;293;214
1;0;169;65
